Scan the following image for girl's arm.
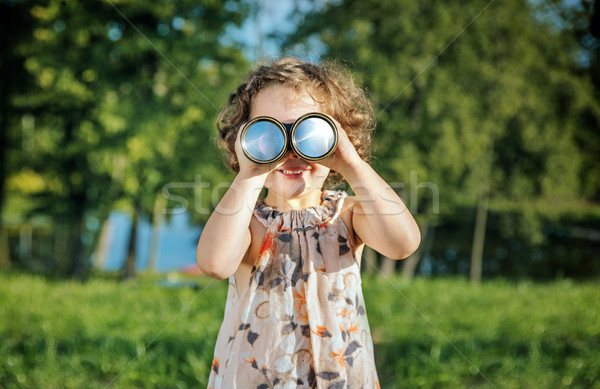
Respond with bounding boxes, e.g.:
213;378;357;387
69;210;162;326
196;127;281;279
196;172;265;279
340;159;421;260
322;121;421;260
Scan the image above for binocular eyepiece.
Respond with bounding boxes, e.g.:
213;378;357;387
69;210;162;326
240;112;338;164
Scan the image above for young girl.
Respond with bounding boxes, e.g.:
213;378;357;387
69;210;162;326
198;58;421;388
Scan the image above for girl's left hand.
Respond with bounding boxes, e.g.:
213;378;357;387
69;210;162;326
317;116;365;176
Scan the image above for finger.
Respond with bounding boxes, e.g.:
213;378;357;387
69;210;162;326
235;123;246;147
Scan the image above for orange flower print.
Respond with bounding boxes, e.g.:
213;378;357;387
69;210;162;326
331;349;346;368
320;216;336;228
337;307;359;333
259;231;275;257
211;357;219;374
243;356;258;369
294;290;308;323
312;325;332;337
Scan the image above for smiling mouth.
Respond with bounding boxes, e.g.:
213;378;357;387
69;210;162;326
277;167;310;178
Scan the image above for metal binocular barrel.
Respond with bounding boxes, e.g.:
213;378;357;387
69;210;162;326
240;112;338;164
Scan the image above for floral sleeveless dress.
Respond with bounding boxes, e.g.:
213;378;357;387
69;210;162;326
207;190;380;389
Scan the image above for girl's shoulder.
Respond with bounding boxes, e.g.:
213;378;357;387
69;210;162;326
337;193;364;248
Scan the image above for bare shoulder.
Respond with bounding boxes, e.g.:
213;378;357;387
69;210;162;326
339;195;364;248
248;215;267;260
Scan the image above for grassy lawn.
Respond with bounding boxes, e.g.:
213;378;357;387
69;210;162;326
0;273;598;388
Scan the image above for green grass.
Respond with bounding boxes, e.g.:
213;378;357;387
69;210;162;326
0;273;598;388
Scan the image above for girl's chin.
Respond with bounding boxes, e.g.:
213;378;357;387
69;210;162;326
265;179;319;196
277;180;308;194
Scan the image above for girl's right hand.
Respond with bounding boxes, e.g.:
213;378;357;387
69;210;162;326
234;124;285;178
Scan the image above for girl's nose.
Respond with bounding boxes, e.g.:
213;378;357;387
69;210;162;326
287;150;300;159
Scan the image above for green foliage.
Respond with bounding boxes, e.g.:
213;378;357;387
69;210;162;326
289;0;600;236
2;0;250;275
362;275;600;388
0;273;599;388
0;273;227;388
10;0;248;221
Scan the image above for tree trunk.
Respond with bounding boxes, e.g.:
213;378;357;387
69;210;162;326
0;227;10;270
19;224;32;267
53;229;68;274
67;218;88;281
0;10;11;231
361;246;377;276
470;196;489;284
122;207;139;279
380;256;396;277
402;218;432;281
146;195;166;273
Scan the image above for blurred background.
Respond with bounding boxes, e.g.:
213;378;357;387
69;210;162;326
1;0;599;387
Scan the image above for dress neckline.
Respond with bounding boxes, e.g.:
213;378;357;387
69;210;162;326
253;190;347;227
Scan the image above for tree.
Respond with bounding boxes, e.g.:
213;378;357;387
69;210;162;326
2;0;249;277
289;0;600;280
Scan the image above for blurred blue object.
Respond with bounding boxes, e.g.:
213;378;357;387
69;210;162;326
94;211;202;273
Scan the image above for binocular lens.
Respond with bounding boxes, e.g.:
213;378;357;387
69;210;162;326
242;120;286;163
293;118;337;160
240;113;337;164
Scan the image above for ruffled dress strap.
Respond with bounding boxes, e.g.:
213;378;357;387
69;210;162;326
252;190;348;228
319;189;347;224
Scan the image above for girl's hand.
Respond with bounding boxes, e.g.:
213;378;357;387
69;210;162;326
317;116;365;176
234;123;285;178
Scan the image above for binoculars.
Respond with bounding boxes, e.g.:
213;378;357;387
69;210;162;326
240;112;338;164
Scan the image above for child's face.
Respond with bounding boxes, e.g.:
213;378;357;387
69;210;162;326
251;85;331;200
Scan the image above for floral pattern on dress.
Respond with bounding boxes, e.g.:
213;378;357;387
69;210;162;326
207;190;380;389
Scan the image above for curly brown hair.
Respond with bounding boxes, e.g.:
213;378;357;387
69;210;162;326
217;57;375;188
